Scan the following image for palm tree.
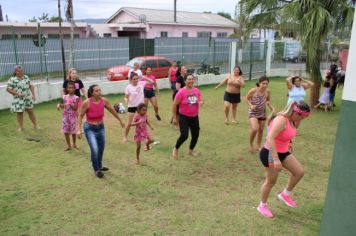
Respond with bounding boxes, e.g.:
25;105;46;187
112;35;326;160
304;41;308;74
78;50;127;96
240;0;354;105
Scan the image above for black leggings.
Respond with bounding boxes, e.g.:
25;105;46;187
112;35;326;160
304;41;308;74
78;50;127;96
175;115;200;150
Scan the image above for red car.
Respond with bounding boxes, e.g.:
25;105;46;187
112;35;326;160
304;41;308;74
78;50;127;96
106;56;173;81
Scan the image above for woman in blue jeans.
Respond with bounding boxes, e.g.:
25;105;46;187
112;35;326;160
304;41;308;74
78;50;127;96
77;84;125;178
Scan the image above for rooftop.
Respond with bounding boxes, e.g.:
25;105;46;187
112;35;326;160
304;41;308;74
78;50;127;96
107;7;237;28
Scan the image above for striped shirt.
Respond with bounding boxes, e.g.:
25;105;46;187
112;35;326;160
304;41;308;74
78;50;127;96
249;93;267;119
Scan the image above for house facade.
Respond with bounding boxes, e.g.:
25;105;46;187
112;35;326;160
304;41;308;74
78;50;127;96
0;22;90;39
91;7;237;39
0;8;237;40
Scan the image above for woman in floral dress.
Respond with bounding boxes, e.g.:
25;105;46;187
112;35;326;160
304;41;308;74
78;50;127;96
6;66;38;131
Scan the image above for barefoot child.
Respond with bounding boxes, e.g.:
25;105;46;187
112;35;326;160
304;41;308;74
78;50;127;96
57;82;79;150
131;103;154;164
314;80;332;112
123;73;153;143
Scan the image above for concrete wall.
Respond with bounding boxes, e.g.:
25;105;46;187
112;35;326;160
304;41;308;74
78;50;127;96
0;74;225;110
267;68;327;78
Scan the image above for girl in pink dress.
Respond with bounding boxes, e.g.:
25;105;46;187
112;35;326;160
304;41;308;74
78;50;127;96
62;68;87;116
57;82;79;150
131;103;154;165
123;72;153;143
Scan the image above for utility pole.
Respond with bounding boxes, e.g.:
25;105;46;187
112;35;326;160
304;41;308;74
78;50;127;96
58;0;67;80
174;0;177;23
66;0;76;70
0;5;4;22
236;2;244;63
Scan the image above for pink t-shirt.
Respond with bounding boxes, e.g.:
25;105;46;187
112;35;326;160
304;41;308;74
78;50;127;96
143;75;156;89
170;67;178;82
125;81;146;107
175;87;202;117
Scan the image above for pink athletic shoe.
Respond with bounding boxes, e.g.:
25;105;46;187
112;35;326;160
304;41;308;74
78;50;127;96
257;203;273;218
278;192;297;208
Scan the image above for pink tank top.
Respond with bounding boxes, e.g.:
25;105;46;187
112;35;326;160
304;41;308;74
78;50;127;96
265;116;296;153
86;97;105;123
170;67;178;82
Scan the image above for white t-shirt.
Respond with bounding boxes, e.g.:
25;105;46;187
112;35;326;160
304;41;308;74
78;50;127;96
128;69;143;79
287;85;306;104
125;81;146;107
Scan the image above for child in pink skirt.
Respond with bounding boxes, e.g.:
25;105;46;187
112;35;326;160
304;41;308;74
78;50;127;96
62;68;87;116
131;103;154;164
57;82;79;150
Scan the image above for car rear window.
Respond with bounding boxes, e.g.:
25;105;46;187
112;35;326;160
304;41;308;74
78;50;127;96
144;60;158;68
159;60;171;67
126;58;143;67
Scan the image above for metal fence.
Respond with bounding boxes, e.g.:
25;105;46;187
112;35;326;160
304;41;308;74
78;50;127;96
1;30;335;83
271;40;330;71
0;37;129;80
154;37;231;74
1;36;269;81
235;41;267;80
0;23;266;81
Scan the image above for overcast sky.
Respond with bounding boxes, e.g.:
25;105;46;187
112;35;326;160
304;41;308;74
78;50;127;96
1;0;238;22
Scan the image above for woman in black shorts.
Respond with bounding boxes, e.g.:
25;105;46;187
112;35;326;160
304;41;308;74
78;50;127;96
215;66;245;124
143;67;161;121
123;72;153;142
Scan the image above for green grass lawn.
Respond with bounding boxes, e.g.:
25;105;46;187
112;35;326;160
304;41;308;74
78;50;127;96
0;77;340;235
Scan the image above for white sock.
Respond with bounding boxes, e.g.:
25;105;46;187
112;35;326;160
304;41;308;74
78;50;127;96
260;201;267;206
283;189;292;196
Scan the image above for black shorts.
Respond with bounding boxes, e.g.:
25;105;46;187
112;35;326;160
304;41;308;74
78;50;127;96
128;107;137;113
144;89;155;99
249;115;267;121
259;147;291;167
224;91;241;104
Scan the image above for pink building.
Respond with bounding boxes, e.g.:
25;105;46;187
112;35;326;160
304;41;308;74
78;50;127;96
0;22;90;39
92;7;237;39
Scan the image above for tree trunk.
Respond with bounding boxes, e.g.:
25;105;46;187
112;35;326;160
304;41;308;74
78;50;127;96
306;47;322;107
310;80;321;107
